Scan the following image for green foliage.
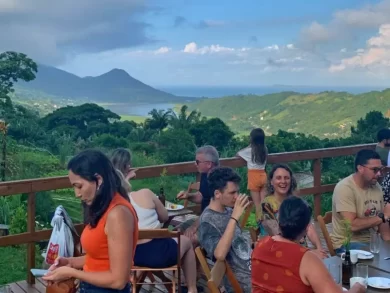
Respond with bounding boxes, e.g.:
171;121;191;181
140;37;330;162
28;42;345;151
342;219;353;251
9;205;27;234
157;128;196;163
92;134;129;149
351;111;390;142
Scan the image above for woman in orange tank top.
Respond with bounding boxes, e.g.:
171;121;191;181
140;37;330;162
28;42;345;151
251;196;364;293
43;150;138;293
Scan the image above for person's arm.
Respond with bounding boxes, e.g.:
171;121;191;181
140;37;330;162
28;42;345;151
236;146;250;159
152;191;169;223
335;184;382;232
379;203;390;241
73;205;135;289
67;256;85;270
177;190;202;204
301;251;364;293
307;224;327;257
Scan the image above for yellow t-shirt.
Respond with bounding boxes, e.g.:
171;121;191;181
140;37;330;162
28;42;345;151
331;175;384;249
257;195;281;222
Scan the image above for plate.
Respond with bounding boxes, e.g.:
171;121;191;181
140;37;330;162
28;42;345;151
368;277;390;289
165;201;184;211
342;288;347;292
350;250;374;260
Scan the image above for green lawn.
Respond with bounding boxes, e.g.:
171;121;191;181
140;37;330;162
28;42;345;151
120;115;146;124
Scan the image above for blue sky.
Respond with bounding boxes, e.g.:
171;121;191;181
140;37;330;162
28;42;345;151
1;0;390;87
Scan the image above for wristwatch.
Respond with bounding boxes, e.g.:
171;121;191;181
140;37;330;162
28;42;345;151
378;212;386;223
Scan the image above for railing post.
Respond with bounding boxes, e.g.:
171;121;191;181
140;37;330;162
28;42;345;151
313;159;322;219
27;192;36;284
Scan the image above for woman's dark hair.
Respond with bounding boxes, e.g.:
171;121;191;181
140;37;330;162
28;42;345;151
68;149;130;228
278;196;312;241
111;148;132;175
267;164;297;195
250;128;267;165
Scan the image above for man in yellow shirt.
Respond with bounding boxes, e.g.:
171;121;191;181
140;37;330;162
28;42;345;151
331;149;390;253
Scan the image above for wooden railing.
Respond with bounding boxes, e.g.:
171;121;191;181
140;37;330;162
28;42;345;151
0;143;376;284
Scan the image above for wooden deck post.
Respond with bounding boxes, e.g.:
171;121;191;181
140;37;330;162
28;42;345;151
313;159;322;219
27;192;36;284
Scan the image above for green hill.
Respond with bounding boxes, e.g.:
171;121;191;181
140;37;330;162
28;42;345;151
187;89;390;137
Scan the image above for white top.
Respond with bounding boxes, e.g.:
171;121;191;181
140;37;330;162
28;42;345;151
129;193;162;229
237;146;266;170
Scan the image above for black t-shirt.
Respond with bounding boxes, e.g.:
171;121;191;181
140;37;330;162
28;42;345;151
200;173;211;212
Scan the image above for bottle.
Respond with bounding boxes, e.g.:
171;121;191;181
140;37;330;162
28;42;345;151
342;250;352;285
159;187;166;207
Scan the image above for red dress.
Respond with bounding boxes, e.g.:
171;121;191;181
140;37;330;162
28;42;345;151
251;236;314;293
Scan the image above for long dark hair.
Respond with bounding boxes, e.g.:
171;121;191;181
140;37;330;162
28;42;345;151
68;149;130;228
111;148;132;175
267;163;297;196
250;128;267;164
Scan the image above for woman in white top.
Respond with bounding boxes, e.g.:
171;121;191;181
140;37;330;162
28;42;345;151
237;128;268;213
116;171;198;293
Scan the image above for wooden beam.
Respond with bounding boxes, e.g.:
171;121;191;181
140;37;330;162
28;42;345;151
313;159;322;218
27;192;36;284
0;143;375;196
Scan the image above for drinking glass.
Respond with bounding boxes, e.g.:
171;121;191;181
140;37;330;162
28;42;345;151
327;263;341;285
370;231;380;254
351;263;368;288
0;285;11;293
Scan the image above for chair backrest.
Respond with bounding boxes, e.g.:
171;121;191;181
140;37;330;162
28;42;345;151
195;247;211;279
240;206;252;229
317;212;336;256
207;260;243;293
184;181;200;208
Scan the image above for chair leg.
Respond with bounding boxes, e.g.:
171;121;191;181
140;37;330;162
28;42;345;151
153;271;172;292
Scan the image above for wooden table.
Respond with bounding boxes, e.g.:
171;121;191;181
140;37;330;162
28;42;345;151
163;208;194;228
358;240;390;274
324;256;390;292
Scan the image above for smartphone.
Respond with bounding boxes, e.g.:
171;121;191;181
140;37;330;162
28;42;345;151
30;269;49;277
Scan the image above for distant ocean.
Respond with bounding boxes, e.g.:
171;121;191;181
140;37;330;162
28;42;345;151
108;85;387;117
158;85;387;98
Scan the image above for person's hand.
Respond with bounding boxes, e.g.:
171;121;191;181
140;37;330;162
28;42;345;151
126;169;138;180
176;191;188;200
383;203;390;219
48;257;71;271
350;282;365;293
231;194;251;221
42;266;74;283
312;248;328;259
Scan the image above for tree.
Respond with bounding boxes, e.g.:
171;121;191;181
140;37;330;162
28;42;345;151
351;111;390;142
169;105;201;129
144;109;172;132
157;128;196;163
0;51;37;97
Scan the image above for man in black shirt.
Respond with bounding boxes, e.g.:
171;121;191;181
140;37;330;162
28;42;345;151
176;145;220;246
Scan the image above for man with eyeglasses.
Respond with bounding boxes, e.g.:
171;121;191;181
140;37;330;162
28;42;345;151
176;145;220;246
331;149;390;253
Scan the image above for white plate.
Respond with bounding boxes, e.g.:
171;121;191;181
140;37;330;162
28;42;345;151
368;277;390;289
351;250;374;260
342;288;347;292
165;201;184;211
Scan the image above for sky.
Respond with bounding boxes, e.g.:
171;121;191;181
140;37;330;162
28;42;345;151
1;0;390;87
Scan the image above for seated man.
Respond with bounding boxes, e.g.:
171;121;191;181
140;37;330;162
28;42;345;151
332;149;390;253
198;167;252;293
176;145;220;246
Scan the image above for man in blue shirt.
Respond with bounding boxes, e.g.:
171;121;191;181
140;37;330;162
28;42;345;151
176;145;220;246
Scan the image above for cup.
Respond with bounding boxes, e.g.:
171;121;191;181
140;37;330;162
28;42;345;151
370;231;380;254
0;285;11;293
350;250;358;264
351;263;368;288
327;263;341;284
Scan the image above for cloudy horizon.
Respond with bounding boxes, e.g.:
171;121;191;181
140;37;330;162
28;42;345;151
1;0;390;87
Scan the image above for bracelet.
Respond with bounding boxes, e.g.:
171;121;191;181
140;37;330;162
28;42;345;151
230;217;239;225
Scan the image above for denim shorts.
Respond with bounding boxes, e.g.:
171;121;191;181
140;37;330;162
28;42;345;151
80;281;131;293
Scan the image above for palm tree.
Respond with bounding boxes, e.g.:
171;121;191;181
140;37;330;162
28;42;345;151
144;109;172;132
169;105;201;129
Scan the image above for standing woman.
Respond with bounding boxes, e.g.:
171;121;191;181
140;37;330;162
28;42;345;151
237;128;268;212
43;150;139;293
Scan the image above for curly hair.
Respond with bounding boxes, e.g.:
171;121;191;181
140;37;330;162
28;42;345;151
266;164;297;196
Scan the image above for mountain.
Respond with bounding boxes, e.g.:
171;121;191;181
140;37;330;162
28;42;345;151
187;90;390;138
15;64;184;103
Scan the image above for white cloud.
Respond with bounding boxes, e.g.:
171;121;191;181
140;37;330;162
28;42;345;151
182;42;235;54
264;44;279;51
287;44;295;50
340;48;347;53
329;24;390;72
154;47;171;54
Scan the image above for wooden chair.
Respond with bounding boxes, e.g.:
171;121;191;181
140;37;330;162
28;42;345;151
195;247;242;293
131;229;181;293
184;181;200;207
207;260;243;293
317;212;336;256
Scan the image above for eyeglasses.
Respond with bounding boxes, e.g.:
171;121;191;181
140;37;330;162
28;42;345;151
195;160;212;165
362;165;384;174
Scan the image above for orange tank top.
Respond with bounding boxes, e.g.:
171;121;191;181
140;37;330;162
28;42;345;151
251;236;313;293
81;193;139;272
